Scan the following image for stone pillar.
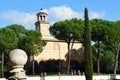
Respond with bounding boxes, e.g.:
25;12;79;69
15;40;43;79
8;49;28;80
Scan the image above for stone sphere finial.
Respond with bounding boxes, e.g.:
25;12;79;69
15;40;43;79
9;49;28;67
8;49;28;80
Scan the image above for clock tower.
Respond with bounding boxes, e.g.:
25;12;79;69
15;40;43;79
35;10;50;38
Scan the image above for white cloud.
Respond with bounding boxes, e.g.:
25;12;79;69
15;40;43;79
46;6;83;25
46;6;105;25
89;11;105;19
0;10;36;29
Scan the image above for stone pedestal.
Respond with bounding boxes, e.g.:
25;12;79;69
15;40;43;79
8;49;28;80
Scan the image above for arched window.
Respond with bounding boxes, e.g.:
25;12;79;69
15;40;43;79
40;16;42;21
43;15;45;21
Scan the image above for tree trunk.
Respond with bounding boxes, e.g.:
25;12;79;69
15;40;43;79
32;55;35;76
114;42;120;75
59;44;61;75
97;41;100;75
67;40;75;74
67;43;70;74
1;52;4;77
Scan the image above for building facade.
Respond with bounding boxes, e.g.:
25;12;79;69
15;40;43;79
34;10;82;63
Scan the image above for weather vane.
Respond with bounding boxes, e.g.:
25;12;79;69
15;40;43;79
41;8;43;11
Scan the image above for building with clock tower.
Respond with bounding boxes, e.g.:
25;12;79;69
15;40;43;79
34;10;82;63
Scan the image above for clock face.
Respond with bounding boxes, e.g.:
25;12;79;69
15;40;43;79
42;26;47;31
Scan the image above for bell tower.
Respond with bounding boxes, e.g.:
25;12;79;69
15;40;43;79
35;9;50;38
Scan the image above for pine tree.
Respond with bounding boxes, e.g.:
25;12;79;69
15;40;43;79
84;8;93;80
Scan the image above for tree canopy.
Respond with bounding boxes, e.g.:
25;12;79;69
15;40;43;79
5;24;46;56
50;18;84;50
0;28;17;53
6;24;26;38
18;30;46;56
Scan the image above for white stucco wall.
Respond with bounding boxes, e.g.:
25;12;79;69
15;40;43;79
27;75;120;80
1;75;120;80
0;78;5;80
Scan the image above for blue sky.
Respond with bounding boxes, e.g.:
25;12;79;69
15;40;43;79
0;0;120;29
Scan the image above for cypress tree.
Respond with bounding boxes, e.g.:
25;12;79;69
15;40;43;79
84;8;93;80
